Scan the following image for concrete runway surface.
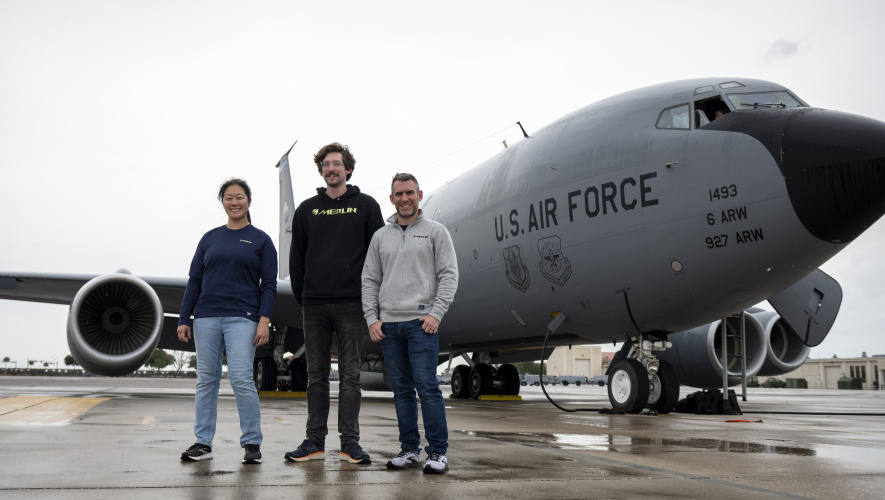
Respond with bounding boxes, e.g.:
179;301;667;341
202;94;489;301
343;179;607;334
1;376;884;499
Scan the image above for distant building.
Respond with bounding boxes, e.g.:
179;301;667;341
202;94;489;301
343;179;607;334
780;354;881;390
544;346;612;378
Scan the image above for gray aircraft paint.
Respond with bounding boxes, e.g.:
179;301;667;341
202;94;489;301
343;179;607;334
414;78;861;356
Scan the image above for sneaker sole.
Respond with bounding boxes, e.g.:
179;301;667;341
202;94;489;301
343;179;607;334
423;464;448;474
285;451;325;462
181;453;213;462
340;453;371;464
243;458;262;464
386;461;422;470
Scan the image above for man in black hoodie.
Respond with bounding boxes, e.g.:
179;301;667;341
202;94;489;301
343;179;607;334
285;142;385;465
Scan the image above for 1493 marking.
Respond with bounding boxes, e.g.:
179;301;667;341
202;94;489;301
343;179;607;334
708;184;738;201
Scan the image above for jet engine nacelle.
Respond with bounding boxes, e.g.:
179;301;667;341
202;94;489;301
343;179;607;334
747;309;811;376
66;273;164;376
657;314;766;388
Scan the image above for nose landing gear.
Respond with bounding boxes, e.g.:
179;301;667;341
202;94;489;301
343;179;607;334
607;336;679;413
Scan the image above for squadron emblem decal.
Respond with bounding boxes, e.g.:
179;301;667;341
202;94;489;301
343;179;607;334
537;235;571;287
503;245;530;293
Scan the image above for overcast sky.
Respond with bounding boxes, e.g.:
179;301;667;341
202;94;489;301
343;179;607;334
2;0;885;366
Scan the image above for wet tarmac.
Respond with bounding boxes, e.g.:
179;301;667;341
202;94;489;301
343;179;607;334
1;375;884;499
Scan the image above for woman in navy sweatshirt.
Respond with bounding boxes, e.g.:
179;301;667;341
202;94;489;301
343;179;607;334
176;178;278;464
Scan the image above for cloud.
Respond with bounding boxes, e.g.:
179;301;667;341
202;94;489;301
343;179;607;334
762;39;801;63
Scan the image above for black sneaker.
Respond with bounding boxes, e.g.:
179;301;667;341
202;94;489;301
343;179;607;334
340;442;371;464
284;439;325;462
243;444;262;464
181;443;213;461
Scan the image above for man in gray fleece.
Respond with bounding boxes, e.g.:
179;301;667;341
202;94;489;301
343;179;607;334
361;172;459;474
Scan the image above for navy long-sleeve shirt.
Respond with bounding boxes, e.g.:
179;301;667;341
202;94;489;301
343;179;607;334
178;224;278;327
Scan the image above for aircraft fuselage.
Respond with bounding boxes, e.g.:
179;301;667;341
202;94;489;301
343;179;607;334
410;78;885;356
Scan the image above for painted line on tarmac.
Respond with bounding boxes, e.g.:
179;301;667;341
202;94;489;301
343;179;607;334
0;396;108;425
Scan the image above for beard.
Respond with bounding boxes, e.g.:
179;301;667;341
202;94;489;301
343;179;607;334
324;172;346;188
397;204;418;219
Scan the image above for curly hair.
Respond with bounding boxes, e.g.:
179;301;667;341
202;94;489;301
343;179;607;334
314;142;356;181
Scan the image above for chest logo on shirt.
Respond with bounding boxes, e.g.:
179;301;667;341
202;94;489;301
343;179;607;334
240;239;253;244
313;208;358;215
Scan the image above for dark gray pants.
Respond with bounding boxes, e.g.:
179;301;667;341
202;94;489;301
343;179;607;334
302;302;364;447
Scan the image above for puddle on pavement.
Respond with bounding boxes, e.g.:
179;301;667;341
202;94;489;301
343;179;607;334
815;444;885;465
472;431;816;456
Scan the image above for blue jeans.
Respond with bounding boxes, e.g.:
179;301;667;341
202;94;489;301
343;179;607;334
380;319;448;454
302;302;365;446
193;317;262;447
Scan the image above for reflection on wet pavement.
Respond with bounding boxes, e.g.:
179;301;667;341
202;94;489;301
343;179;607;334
473;431;817;456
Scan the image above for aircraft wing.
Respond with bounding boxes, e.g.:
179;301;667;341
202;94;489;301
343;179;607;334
0;271;298;319
0;272;188;313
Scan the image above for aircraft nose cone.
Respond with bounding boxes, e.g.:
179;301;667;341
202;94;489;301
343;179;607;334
781;109;885;243
717;108;885;243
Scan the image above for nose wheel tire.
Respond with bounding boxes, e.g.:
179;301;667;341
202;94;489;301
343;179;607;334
647;359;680;413
607;358;650;413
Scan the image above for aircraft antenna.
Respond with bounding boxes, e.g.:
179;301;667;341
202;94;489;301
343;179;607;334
360;123;524;196
517;121;529;138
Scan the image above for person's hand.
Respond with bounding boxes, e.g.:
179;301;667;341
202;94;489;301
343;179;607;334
177;325;192;343
369;321;385;342
253;318;270;346
420;315;440;334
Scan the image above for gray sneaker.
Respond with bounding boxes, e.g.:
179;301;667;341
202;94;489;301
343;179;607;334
423;451;448;474
386;448;421;470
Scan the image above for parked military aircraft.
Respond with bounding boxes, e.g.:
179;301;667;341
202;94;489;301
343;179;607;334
3;77;885;413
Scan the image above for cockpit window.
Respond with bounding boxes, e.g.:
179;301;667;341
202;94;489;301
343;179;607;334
727;90;803;109
656;104;690;130
719;82;744;89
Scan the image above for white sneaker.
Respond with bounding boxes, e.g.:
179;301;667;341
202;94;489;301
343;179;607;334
423;451;448;474
386;448;422;469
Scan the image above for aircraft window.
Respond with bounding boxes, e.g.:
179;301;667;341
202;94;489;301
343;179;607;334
719;81;745;89
694;96;729;127
727;90;803;109
696;109;710;127
694;85;714;95
656;104;690;130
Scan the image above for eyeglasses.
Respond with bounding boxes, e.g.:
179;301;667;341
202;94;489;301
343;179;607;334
321;161;344;168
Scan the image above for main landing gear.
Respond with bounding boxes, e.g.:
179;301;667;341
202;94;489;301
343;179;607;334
607;336;680;413
450;354;521;399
